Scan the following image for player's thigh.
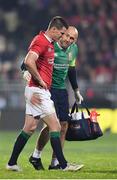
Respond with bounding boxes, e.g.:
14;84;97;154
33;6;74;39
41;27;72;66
50;88;69;121
23;114;39;133
42;113;61;132
25;86;56;119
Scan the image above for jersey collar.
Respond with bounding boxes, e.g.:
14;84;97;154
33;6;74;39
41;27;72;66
57;42;68;51
44;33;53;43
56;42;63;49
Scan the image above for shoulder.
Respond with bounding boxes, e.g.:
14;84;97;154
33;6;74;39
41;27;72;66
70;43;78;55
29;34;43;47
70;43;78;50
29;32;50;51
32;33;47;44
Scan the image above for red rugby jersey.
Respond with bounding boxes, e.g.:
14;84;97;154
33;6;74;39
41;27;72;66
28;31;54;89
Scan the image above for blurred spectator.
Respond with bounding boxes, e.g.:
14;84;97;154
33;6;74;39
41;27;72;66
0;0;116;84
0;96;7;109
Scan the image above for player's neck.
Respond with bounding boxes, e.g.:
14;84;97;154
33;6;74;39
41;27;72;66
45;31;53;42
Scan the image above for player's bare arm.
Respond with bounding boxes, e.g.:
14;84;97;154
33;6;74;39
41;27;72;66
24;51;47;89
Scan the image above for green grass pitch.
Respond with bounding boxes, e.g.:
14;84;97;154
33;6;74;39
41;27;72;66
0;131;117;179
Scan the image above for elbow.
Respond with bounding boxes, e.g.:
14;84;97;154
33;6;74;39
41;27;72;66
24;58;28;66
24;58;31;68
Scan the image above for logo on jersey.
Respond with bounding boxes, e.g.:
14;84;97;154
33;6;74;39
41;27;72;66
48;47;52;52
54;63;69;69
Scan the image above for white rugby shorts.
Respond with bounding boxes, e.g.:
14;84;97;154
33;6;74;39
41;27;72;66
25;86;55;118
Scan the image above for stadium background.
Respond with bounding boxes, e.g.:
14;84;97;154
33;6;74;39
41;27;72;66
0;0;117;133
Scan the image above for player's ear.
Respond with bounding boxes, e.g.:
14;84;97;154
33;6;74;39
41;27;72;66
74;36;78;43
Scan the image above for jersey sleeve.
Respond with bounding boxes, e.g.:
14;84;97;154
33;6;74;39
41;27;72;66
69;44;78;67
28;35;45;55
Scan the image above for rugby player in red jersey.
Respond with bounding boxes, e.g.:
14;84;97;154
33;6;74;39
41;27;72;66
6;16;82;172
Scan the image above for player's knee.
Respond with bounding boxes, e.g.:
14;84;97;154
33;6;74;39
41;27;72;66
61;122;68;129
23;124;37;134
50;120;61;132
61;122;68;134
56;119;61;131
23;128;34;135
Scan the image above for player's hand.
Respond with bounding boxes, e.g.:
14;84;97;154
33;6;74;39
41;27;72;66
30;93;42;105
23;70;31;83
74;89;83;104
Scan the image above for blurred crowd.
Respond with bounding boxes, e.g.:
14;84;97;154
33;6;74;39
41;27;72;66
0;0;117;83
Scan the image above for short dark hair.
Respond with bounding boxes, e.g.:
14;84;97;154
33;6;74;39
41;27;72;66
48;16;68;30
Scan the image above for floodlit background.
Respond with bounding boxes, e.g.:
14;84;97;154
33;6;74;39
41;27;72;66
0;0;117;132
0;1;117;179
